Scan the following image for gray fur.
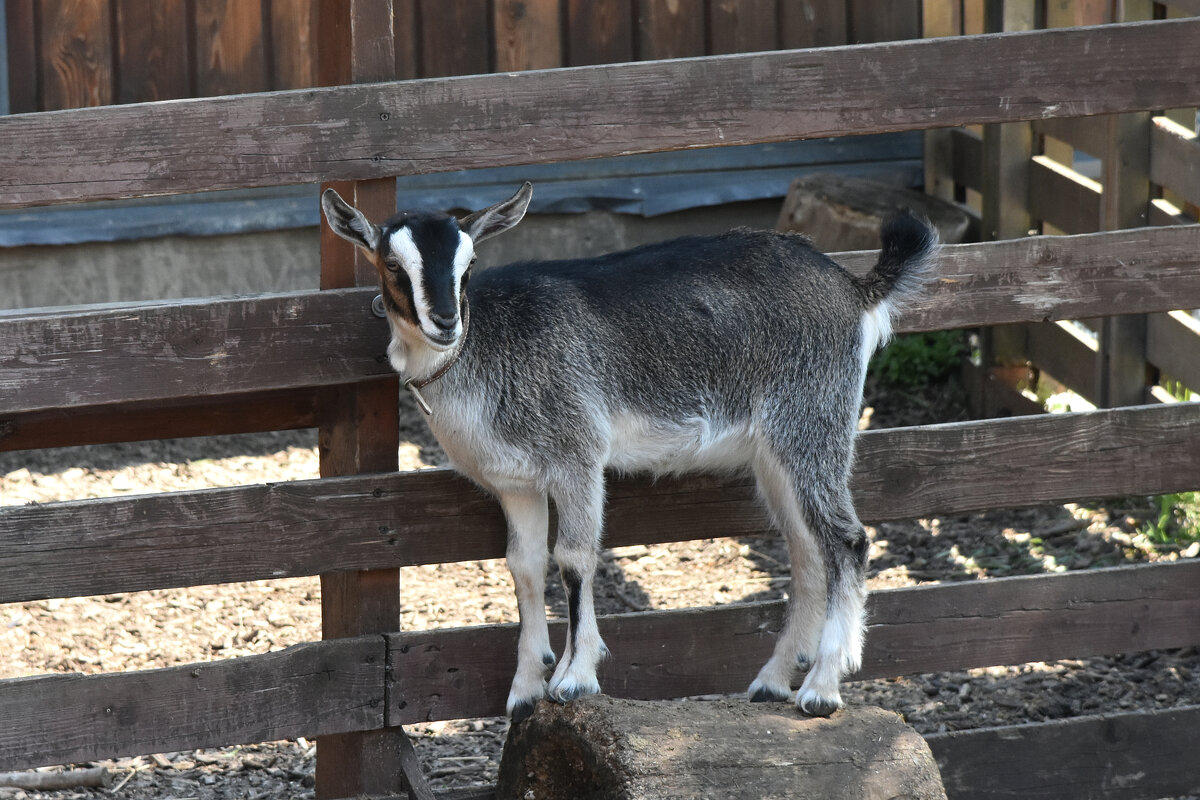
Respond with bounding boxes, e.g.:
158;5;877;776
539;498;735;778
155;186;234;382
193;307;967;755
321;184;939;719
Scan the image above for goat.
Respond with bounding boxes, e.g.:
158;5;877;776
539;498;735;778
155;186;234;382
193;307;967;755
321;182;938;721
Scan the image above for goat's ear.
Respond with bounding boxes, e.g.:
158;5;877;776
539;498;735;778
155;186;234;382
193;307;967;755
460;182;532;244
321;189;382;253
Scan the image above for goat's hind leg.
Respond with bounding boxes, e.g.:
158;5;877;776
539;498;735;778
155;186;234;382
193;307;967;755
747;450;828;704
499;489;555;723
794;490;869;717
546;470;608;703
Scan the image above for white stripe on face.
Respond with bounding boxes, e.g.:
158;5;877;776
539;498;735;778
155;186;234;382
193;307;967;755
389;226;433;332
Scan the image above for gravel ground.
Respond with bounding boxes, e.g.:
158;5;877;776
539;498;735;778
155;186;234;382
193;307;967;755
1;374;1197;799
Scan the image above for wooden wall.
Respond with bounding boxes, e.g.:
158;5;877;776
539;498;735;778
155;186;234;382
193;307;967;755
5;0;924;113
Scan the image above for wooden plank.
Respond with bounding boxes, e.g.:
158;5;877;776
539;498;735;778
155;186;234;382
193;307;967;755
5;225;1200;416
115;0;190;103
565;0;634;65
387;561;1200;723
393;0;419;79
4;0;38;112
928;705;1200;800
5;18;1200;207
1147;310;1200;391
314;3;408;797
193;0;269;96
1028;155;1101;234
636;0;706;60
951;126;983;192
848;0;921;42
495;0;563;70
1150;115;1200;208
1027;321;1100;404
0;388;318;452
3;403;1199;604
0;635;385;771
417;0;490;77
1032;116;1108;159
780;0;850;48
269;0;317;90
710;0;779;54
37;0;114;110
0;289;393;416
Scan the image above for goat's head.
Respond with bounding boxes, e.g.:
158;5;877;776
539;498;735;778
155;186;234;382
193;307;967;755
321;182;533;350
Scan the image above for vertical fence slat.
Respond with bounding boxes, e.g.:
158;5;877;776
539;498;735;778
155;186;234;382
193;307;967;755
637;0;706;59
314;2;407;798
114;0;190;102
495;0;563;70
38;0;114;110
565;0;634;66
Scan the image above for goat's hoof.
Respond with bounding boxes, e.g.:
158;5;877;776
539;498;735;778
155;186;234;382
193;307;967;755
796;689;842;718
508;698;540;725
542;651;557;667
549;677;600;704
749;686;791;703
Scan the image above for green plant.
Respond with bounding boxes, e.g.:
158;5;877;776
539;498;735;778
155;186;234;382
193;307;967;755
870;330;967;390
1139;491;1200;545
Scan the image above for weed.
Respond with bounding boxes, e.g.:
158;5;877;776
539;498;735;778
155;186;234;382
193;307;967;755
1139;492;1200;545
871;330;967;390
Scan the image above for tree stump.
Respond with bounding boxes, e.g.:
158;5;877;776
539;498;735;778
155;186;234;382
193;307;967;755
776;173;972;251
496;696;946;800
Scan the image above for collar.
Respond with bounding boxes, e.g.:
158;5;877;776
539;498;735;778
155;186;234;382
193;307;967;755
403;298;470;416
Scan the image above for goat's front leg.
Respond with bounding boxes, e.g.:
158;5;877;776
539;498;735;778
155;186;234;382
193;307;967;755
498;489;554;723
547;471;608;702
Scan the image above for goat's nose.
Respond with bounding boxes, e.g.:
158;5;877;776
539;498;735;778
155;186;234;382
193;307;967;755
429;311;457;332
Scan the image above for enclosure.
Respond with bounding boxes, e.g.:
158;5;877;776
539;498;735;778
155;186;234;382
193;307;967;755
1;1;1199;799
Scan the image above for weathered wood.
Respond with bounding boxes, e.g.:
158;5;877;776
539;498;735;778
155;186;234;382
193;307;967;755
1028;155;1101;234
637;0;706;59
417;0;490;78
194;0;269;96
38;0;114;110
1025;321;1099;404
710;0;780;54
3;403;1199;603
4;0;39;113
927;705;1200;800
388;561;1200;723
565;0;633;65
1147;310;1200;391
496;698;946;800
270;0;318;90
780;0;849;48
115;0;191;103
0;289;393;416
314;4;412;798
1150;115;1200;209
3;19;1200;207
0;635;385;771
0;387;318;452
5;226;1200;416
495;0;563;71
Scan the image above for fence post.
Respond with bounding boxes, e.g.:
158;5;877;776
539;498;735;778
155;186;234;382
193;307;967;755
313;2;420;798
1097;0;1154;408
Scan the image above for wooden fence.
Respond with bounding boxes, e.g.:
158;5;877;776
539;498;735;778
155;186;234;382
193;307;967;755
924;0;1200;413
2;5;1200;800
6;0;924;113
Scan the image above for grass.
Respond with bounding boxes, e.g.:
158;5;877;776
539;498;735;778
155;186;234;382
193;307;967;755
1139;491;1200;546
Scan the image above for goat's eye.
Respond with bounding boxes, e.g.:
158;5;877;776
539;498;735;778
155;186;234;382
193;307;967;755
384;259;402;273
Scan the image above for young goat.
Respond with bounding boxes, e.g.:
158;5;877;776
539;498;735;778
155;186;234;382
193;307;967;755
321;182;937;721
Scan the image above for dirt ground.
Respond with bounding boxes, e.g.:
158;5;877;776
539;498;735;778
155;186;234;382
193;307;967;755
1;374;1197;799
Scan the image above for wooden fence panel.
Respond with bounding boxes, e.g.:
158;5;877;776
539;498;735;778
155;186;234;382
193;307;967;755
928;705;1200;800
3;19;1199;208
1150;115;1200;209
38;0;114;110
3;403;1197;604
637;0;706;59
2;227;1197;417
0;635;385;771
1147;311;1200;391
115;0;191;103
193;0;269;97
388;561;1200;723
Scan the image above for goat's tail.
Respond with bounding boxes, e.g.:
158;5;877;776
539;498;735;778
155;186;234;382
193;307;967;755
854;209;939;310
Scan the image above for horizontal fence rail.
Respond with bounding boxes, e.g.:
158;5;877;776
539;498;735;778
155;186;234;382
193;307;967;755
1;402;1197;604
389;561;1200;723
0;19;1198;208
3;226;1198;416
927;704;1200;800
2;561;1195;768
